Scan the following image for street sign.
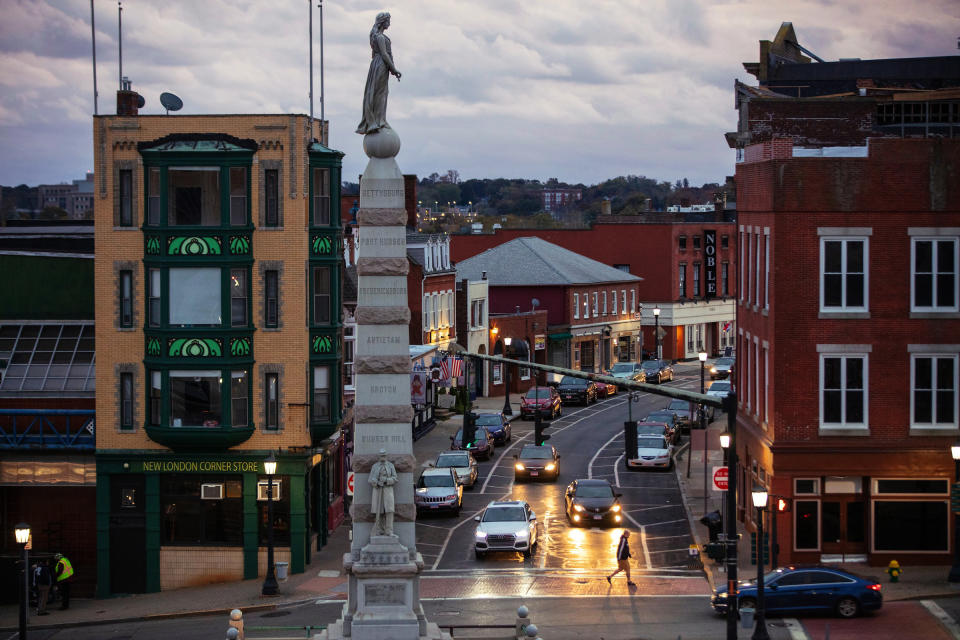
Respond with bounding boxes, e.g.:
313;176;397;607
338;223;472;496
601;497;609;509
712;466;729;491
347;471;355;496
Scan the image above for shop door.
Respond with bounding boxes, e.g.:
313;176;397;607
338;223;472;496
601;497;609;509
821;498;866;557
109;475;146;593
580;341;595;372
601;338;610;371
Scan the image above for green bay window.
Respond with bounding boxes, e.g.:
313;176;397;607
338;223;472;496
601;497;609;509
168;167;220;226
148;268;161;327
312;267;331;325
229;167;247;226
169;268;221;326
230;269;247;327
312;366;331;422
162;368;250;428
149;371;162;426
148;168;161;225
312;168;330;226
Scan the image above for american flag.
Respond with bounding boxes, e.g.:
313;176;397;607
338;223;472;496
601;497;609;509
450;357;463;378
439;358;450;381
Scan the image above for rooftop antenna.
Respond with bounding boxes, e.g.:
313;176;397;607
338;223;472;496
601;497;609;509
309;0;314;125
160;92;183;115
117;1;123;89
531;298;540;312
319;1;325;135
90;0;98;115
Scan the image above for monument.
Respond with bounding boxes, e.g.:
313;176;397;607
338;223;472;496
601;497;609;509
317;12;450;640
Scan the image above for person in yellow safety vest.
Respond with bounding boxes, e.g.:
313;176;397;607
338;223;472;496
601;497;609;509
53;553;73;610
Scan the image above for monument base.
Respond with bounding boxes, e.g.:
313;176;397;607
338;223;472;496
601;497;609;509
314;536;450;640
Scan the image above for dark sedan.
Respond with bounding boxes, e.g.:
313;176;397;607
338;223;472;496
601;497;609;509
564;478;623;526
640;359;674;384
712;566;882;618
520;387;562;420
636;420;674;443
664;399;696;430
451;425;495;460
557;375;597;405
474;412;511;445
513;444;561;482
710;357;735;380
643;410;681;440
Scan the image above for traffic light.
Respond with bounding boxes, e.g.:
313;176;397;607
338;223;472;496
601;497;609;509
534;416;550;445
462;411;476;450
775;497;791;513
624;421;638;461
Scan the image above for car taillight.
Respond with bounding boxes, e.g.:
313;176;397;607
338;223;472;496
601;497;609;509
867;583;881;591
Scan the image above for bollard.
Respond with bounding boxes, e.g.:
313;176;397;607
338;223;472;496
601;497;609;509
515;605;529;639
525;622;539;638
886;559;901;582
228;608;244;640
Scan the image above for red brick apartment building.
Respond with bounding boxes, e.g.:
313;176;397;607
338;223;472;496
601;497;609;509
731;23;960;566
452;216;737;361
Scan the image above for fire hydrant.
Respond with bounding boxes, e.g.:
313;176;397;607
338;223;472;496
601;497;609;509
886;560;901;583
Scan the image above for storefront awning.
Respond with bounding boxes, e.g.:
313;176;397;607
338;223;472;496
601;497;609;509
548;332;572;340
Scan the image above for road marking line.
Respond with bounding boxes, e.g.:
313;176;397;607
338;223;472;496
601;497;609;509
614;453;623;486
648;547;697;553
639;525;653;569
589;427;626;480
782;618;810;640
642;518;689;526
430;488;513;571
922;600;960;640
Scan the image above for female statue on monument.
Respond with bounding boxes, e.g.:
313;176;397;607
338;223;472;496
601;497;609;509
356;12;402;135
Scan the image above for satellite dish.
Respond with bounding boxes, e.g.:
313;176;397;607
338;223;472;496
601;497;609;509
136;93;145;109
531;298;540;310
160;92;183;114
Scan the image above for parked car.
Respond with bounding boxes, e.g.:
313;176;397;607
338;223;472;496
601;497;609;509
664;398;697;430
557;375;598;405
414;467;463;516
626;434;674;471
640;359;674;384
564;478;623;527
711;566;882;618
643;410;681;440
474;412;511;445
451;424;496;460
474;500;539;558
608;362;646;382
513;444;561;482
705;380;733;420
520;387;562;420
594;380;618;397
710;357;735;380
430;450;478;489
636;420;676;444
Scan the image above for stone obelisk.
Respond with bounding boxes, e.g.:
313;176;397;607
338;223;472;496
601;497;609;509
318;11;449;640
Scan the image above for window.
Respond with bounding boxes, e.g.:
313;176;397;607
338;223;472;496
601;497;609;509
120;372;134;431
820;353;867;428
471;300;485;328
747;231;753;304
764;232;770;309
148;269;161;327
265;169;279;227
611;290;617;314
679;263;686;298
621;290;626;314
687;325;694;352
874;501;948;551
313;168;330;225
614;264;630;273
229;167;246;226
432;294;439;329
424;294;430;328
911;354;957;428
795;501;819;550
147;168;160;225
602;291;607;315
583;295;589;319
150;371;162;426
119;270;133;328
764;345;769;425
722;262;729;296
912;237;958;312
231;371;248;427
755;233;761;305
693;236;701;250
821;237;868;312
119;169;133;226
312;267;331;325
721;235;729;249
169;370;222;427
631;290;636;314
573;293;579;319
313;366;330;421
169;268;221;326
168;167;219;226
795;478;820;495
265;372;279;430
343;327;355;389
693;262;701;296
264;270;278;328
161;475;244;546
592;292;598;317
678;235;687;250
739;229;745;302
230;269;247;327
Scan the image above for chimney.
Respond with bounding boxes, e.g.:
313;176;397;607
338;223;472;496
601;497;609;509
116;77;138;116
600;197;612;216
481;271;487;280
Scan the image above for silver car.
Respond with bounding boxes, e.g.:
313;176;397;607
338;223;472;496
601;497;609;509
474;500;539;558
415;468;463;516
430;451;478;489
626;434;674;471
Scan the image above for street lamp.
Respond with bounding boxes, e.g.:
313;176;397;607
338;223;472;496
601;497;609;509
653;306;661;360
751;485;770;640
699;351;708;513
723;393;739;640
949;441;960;582
502;337;513;416
262;453;279;596
15;522;29;640
719;430;731;451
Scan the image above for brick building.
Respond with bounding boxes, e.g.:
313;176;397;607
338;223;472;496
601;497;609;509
407;233;457;349
731;24;960;565
451;216;737;361
92;106;346;594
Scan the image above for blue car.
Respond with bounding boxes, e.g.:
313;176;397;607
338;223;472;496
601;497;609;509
711;566;882;618
474;412;511;445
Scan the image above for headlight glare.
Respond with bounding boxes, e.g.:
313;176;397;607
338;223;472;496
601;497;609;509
573;504;584;512
612;504;621;512
544;463;556;471
475;530;487;539
515;463;525;471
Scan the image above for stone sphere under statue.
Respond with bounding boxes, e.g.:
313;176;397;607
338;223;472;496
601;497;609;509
363;127;401;159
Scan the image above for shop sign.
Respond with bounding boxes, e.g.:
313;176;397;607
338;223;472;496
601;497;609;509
534;335;546;351
704;230;717;299
137;460;262;473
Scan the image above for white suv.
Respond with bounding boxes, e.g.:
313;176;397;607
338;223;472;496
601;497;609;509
474;500;538;559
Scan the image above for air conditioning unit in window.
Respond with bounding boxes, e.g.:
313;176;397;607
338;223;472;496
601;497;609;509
201;483;224;500
257;480;282;501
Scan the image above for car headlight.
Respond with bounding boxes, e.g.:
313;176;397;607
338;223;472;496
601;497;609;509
445;494;457;501
715;591;728;599
544;463;556;471
612;504;621;512
475;530;487;539
416;488;427;494
515;529;529;539
515;463;525;471
710;367;717;374
573;504;584;512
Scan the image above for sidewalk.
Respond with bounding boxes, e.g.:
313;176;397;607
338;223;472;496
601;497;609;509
0;396;521;633
674;412;960;603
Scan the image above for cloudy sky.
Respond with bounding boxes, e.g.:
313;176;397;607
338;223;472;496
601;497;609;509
1;0;957;188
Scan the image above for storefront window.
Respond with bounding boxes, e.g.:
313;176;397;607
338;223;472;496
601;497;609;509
874;501;948;551
169;268;221;326
170;370;222;427
795;500;819;550
161;475;243;545
258;477;291;546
